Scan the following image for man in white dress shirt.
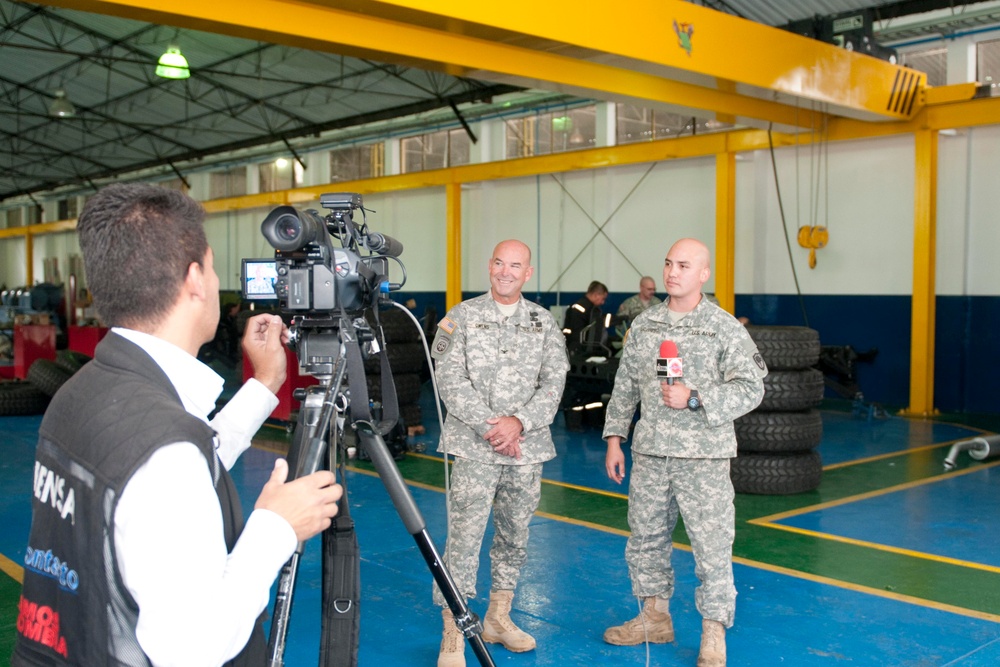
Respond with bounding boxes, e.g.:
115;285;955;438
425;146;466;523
13;183;342;667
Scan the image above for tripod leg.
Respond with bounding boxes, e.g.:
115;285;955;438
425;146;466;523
354;421;496;667
267;554;300;667
268;379;342;666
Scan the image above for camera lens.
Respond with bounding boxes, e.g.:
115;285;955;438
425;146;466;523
274;214;302;243
261;205;329;252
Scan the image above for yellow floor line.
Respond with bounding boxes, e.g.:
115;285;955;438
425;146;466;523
752;522;1000;574
729;554;1000;625
757;459;1000;523
1;553;23;584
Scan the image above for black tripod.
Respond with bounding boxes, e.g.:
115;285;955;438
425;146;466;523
265;318;495;667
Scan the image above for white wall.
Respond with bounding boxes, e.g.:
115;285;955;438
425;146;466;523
3;123;999;301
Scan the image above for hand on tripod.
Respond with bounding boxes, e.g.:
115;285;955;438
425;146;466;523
255;459;343;542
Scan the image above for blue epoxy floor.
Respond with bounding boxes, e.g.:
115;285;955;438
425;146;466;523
3;388;1000;666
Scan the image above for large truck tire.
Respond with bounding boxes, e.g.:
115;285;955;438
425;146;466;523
0;381;50;416
28;359;74;398
746;325;821;371
735;409;823;453
731;450;823;495
759;368;824;412
55;349;92;374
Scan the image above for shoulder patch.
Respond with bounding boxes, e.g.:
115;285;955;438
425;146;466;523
431;331;452;360
740;337;768;377
438;317;457;334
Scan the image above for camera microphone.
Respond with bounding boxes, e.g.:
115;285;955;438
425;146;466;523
364;232;404;258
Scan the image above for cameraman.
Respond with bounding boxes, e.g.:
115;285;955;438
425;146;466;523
14;183;342;667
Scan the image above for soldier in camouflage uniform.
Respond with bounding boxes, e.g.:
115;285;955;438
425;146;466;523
430;239;569;667
615;276;662;339
602;238;766;667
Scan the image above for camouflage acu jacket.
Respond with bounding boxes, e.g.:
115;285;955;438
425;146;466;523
431;294;569;464
603;296;767;459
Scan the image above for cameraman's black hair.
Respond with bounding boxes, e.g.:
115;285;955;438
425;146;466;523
77;182;208;329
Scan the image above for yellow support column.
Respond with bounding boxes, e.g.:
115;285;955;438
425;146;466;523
25;231;34;286
903;130;938;417
714;152;736;314
445;182;462;310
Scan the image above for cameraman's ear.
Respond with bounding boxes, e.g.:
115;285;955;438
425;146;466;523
185;261;207;299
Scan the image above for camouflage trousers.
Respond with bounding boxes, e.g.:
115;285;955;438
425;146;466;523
626;452;736;626
433;457;542;606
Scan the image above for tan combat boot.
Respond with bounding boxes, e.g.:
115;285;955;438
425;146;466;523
603;597;674;645
438;608;465;667
697;619;726;667
482;590;536;652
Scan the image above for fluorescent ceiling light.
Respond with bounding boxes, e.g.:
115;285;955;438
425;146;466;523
48;89;76;118
156;46;190;80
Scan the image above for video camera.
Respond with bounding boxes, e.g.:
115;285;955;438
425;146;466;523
241;192;404;318
242;192;406;379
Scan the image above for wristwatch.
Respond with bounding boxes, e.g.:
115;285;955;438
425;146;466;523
687;389;701;411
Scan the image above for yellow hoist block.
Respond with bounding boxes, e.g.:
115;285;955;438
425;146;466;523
797;225;829;269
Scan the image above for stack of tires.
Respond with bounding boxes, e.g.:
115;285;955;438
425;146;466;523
361;308;427;458
731;326;824;495
0;350;91;417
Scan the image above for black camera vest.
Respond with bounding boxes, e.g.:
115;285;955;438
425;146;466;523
13;333;266;666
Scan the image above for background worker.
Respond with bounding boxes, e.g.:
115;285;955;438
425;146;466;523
563;280;609;352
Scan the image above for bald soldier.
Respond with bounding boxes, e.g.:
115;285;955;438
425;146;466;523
616;276;661;328
430;240;569;667
602;238;767;667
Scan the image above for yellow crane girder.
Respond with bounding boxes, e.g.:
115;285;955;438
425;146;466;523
33;0;931;128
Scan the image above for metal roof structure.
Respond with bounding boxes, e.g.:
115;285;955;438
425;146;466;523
2;0;998;202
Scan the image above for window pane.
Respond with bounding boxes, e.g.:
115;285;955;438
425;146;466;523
159;178;186;192
902;47;948;87
5;208;21;228
402;136;425;173
209;167;247;199
401;129;467;172
57;198;78;220
258;162;294;192
505;117;535;158
617;103;728;143
978;38;1000;89
424;131;447;171
449;129;470;166
330;144;383;181
617;104;654;145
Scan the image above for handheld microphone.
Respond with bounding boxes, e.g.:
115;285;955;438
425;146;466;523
657;340;683;385
364;232;404;257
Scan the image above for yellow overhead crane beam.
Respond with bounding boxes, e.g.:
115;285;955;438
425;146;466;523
35;0;911;130
353;0;928;122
